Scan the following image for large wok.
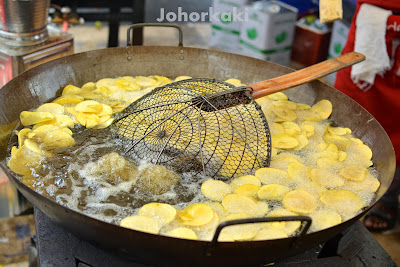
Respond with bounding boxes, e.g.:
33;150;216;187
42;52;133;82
0;24;396;265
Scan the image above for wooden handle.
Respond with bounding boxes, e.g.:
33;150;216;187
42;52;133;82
250;52;365;99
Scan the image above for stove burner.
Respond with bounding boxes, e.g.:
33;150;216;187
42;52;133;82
33;208;396;266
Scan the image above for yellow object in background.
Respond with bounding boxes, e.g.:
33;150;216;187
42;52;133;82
320;0;343;23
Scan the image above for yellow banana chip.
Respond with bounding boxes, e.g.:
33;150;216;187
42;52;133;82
234;184;260;198
81;82;96;91
224;78;243;86
222;194;258;215
62;85;81;96
40;129;76;150
287;162;308;182
120;215;160;234
267;92;288;101
281;121;301;136
135;76;157;87
75;100;103;113
324;133;350;150
310;168;344;188
271;107;297;122
255;167;290;185
301;123;315;137
320;190;364;214
230;175;261;190
296;110;321;121
271;134;299;149
270;122;285;135
97;104;113;116
201;179;232;201
138;203;177;226
18;128;31;148
327;125;348;136
76;113;100;128
293;134;309;150
272;100;298;110
283;190;317;214
7;145;43;176
341;170;380;193
296;103;311;110
20;111;55;126
339;165;367;181
179;203;214;226
52;95;83;105
36;103;65;115
116;78;141;91
165;228;198;240
258;184;291;201
311;100;332;119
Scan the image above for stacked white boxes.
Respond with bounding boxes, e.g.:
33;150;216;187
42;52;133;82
209;0;248;53
238;1;298;66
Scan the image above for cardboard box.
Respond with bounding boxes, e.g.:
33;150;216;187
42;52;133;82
239;1;298;66
0;215;35;265
209;0;248;53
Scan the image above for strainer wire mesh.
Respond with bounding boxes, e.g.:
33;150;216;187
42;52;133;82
112;78;271;179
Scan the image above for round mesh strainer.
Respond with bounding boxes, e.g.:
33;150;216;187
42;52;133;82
112;78;270;179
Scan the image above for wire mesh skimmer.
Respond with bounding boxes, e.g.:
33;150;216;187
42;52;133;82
112;52;365;179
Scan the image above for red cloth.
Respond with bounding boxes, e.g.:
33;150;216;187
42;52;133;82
334;1;400;164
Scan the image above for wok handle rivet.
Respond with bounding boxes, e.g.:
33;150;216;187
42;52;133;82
127;56;132;61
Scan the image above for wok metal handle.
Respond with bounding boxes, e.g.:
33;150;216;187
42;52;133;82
126;23;183;47
206;215;312;256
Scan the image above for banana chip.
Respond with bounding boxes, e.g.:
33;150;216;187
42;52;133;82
52;95;83;105
62;84;81;95
287;162;308;182
20;111;55;126
222;194;258;215
311;100;332;119
271;134;299;149
341;170;380;193
320;190;364;214
234;184;260;198
75;100;103;113
268;92;288;101
179;203;214;226
293;134;309;150
120;215;160;234
255;167;290;185
258;184;291;201
324;133;350;150
281;122;301;136
165;227;198;240
18;128;31;148
40;129;76;150
224;78;243;86
135;76;157;87
229;175;261;190
36;103;65;115
201;179;232;201
271;107;297;122
339;165;367;182
76;113;100;128
310;168;344;188
7;144;44;176
283;190;317;214
327;125;349;136
138;203;177;226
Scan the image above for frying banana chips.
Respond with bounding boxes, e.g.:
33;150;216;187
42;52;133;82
7;76;380;242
